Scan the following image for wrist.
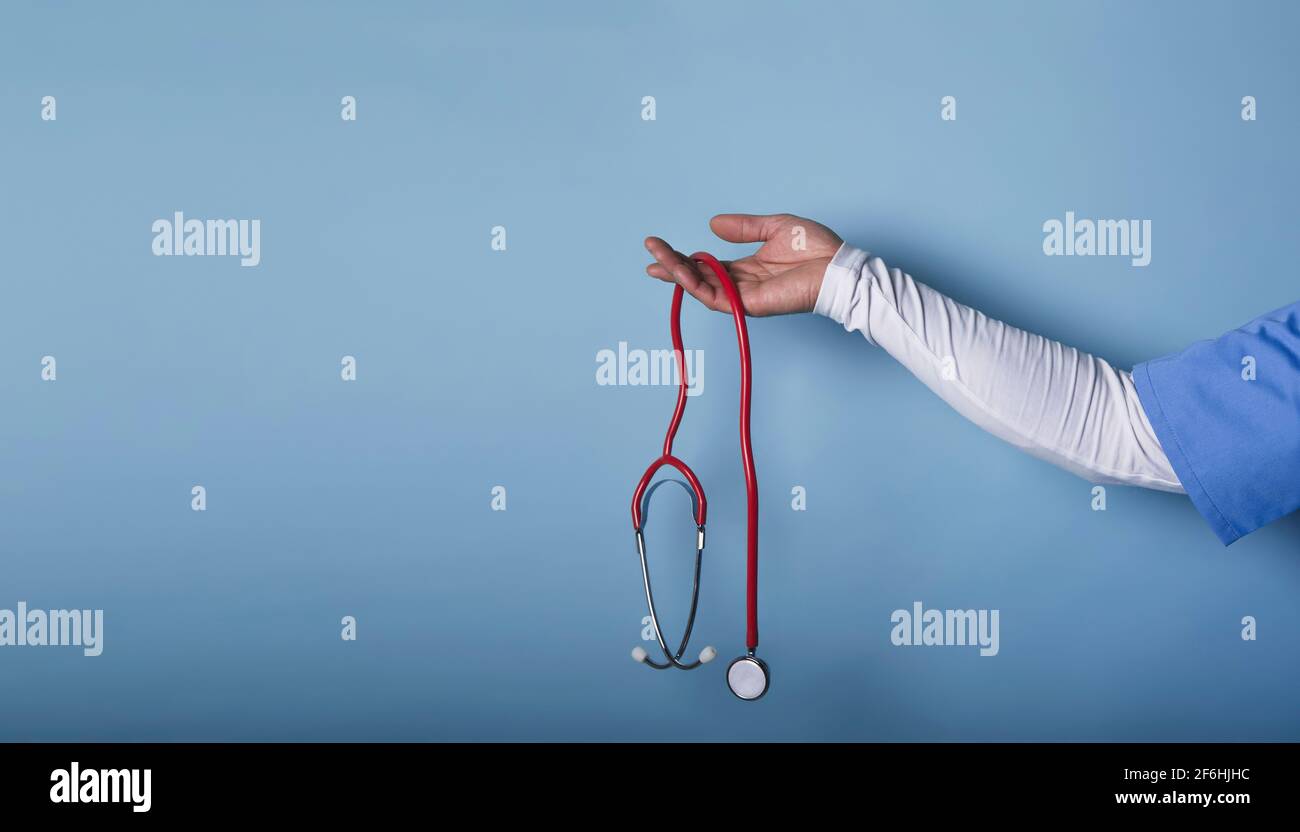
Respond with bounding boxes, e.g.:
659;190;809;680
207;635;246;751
813;243;869;324
804;260;830;313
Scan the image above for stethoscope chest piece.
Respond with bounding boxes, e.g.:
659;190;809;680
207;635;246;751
726;655;770;701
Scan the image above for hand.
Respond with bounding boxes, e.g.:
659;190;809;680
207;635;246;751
644;213;843;317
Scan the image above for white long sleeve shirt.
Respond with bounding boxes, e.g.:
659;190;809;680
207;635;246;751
814;244;1184;492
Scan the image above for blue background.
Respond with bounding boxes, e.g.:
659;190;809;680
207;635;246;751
1;0;1297;741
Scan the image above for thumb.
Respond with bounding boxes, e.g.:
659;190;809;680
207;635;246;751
709;213;789;245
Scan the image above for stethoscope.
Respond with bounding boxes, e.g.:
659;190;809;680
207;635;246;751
628;251;769;701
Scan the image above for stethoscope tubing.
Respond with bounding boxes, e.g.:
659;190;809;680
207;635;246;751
630;252;760;652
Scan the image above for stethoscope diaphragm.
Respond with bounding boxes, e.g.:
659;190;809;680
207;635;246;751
726;655;770;701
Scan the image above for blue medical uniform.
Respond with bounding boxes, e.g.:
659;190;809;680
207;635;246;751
1133;301;1300;545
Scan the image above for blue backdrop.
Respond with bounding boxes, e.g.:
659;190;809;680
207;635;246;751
1;0;1297;741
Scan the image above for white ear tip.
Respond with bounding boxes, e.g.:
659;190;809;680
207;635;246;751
699;646;717;663
631;646;648;663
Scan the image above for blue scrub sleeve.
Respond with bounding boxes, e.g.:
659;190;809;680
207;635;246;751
1133;301;1300;545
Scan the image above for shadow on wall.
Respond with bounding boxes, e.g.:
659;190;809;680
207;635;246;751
837;223;1153;369
1264;511;1300;569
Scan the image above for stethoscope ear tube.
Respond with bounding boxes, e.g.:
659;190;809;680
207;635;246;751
627;252;765;697
631;524;713;670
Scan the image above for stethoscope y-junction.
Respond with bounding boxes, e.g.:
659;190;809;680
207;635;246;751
629;251;769;701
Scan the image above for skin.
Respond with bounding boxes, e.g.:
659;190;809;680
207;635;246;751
644;213;843;317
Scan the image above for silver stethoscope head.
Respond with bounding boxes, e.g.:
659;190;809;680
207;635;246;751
725;653;771;701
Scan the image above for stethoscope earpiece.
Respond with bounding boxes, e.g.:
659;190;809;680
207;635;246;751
631;643;715;666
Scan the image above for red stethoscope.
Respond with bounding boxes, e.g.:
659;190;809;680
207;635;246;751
628;251;769;701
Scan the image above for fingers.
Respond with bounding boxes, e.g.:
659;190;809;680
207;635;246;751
645;263;673;282
644;236;717;305
644;236;699;288
708;213;790;244
643;236;728;312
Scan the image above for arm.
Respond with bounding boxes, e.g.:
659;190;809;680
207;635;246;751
645;213;1183;493
815;243;1182;492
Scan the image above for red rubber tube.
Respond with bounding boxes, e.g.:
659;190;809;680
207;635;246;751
629;252;759;651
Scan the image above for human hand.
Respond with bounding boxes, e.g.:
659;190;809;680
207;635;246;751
644;213;843;317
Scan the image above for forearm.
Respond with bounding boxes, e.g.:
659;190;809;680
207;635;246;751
815;244;1184;493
